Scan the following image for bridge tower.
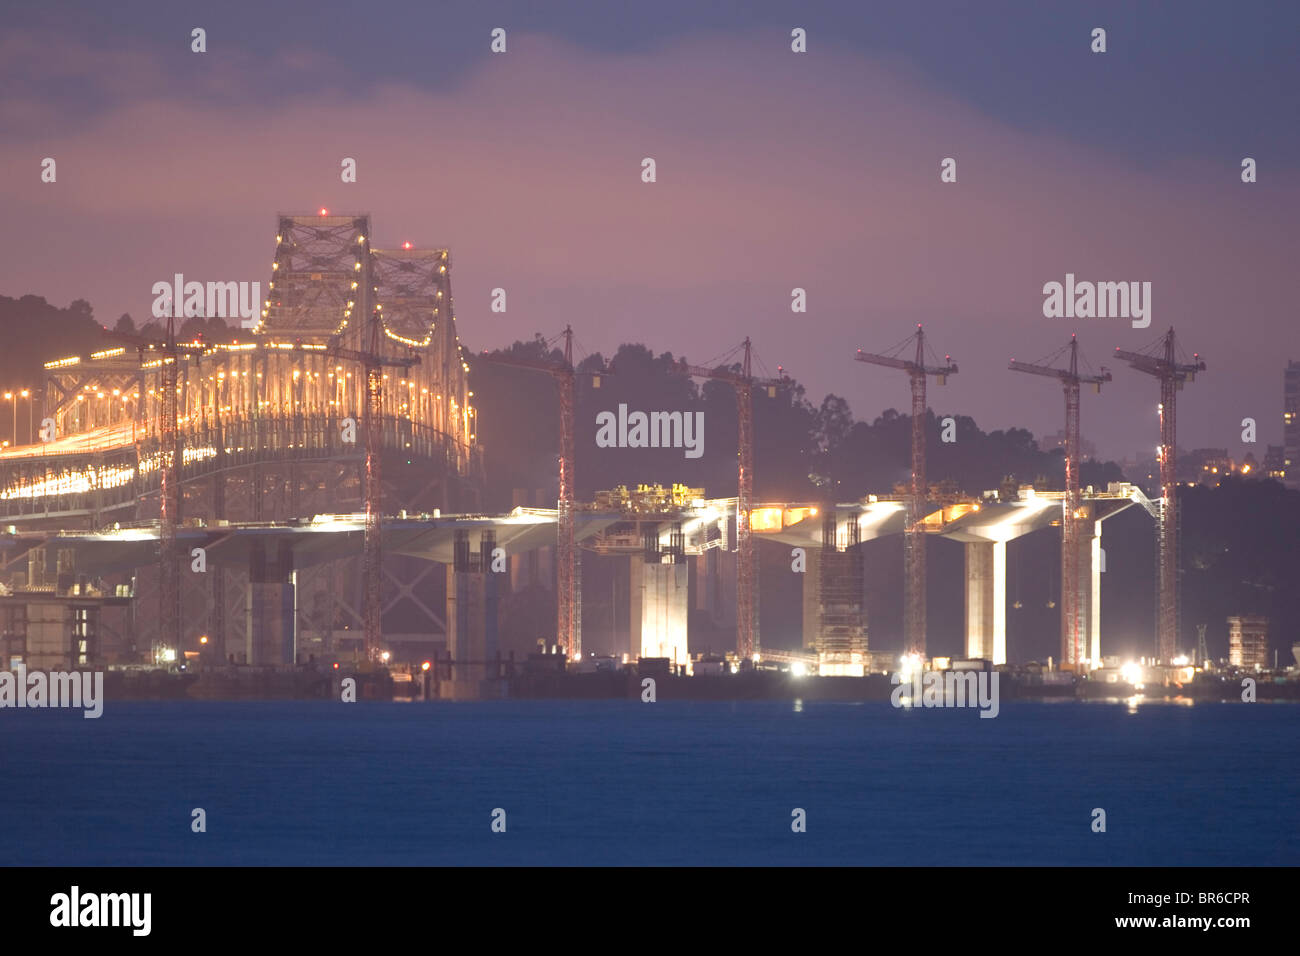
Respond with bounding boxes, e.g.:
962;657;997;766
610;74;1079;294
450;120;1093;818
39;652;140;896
259;213;373;345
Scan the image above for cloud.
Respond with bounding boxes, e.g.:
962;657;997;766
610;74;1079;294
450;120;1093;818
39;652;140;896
0;30;1292;454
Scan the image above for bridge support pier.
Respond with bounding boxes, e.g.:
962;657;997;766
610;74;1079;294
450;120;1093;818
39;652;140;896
443;530;499;698
245;538;295;666
1080;520;1103;666
800;547;821;651
629;557;689;666
964;540;1006;664
810;510;866;676
206;472;226;666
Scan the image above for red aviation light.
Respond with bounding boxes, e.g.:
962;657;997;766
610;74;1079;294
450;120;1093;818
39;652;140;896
403;241;412;250
319;208;329;216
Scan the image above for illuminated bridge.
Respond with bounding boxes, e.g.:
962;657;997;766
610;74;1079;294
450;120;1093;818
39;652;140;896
0;213;483;656
0;213;479;525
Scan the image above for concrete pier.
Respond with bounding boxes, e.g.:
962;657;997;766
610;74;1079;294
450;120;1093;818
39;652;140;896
964;540;1006;664
630;557;689;667
245;538;295;666
443;529;500;697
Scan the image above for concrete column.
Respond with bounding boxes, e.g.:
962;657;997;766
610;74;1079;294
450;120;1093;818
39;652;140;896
444;565;499;696
801;547;822;650
245;539;295;666
1081;521;1102;665
694;553;709;611
628;556;644;661
639;561;689;665
714;549;737;629
697;548;728;627
964;540;1006;664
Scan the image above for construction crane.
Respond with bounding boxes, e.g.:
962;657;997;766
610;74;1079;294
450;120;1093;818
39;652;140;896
326;310;420;661
1115;328;1205;662
103;314;207;658
1010;335;1110;669
854;325;957;658
675;338;789;661
478;326;606;661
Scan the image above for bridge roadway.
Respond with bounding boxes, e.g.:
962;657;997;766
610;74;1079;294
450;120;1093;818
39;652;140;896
0;412;473;523
0;483;1153;670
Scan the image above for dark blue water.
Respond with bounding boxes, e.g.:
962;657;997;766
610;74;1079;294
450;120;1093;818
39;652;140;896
2;699;1296;865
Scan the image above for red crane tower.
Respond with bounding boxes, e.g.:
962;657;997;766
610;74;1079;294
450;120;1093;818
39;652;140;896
854;325;957;658
326;310;420;661
1114;328;1205;662
103;315;207;656
1009;335;1110;669
675;338;789;661
479;326;605;660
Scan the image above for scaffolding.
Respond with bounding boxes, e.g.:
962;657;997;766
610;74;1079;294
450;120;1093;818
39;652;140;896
817;509;866;676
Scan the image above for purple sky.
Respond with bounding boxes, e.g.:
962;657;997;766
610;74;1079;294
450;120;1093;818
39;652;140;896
2;9;1297;460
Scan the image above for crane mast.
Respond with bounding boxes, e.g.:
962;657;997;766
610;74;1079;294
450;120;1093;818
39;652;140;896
103;315;205;659
1114;328;1205;662
855;326;957;659
1010;335;1109;668
558;328;576;662
480;326;604;661
676;339;788;661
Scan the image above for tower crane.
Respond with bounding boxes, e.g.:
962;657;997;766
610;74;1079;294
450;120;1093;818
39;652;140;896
1114;328;1205;662
854;325;957;658
675;338;790;661
103;314;207;656
1009;335;1109;669
325;310;420;661
479;326;606;660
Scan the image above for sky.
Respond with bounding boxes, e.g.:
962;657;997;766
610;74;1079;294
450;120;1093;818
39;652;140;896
1;0;1297;461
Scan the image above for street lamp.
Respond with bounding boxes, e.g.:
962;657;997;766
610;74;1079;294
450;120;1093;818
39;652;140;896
4;390;33;446
20;389;30;445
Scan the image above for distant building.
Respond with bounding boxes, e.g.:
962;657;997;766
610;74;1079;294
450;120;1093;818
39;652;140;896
1227;615;1269;669
1285;361;1300;489
1184;448;1232;485
1182;448;1265;486
1263;445;1287;482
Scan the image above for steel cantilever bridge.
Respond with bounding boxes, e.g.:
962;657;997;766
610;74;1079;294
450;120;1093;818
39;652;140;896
0;213;483;660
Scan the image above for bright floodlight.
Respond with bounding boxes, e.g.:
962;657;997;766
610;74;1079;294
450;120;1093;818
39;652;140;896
898;652;923;681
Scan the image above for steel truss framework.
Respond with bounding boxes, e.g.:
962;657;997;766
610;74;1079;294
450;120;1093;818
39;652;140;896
0;213;482;662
